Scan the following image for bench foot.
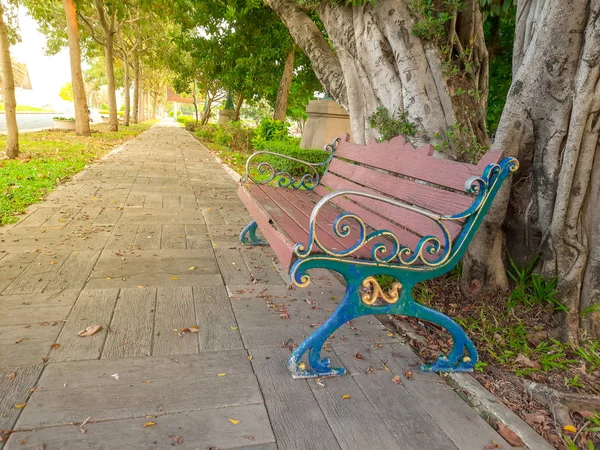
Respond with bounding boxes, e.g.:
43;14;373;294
408;302;478;373
240;220;267;246
288;282;361;379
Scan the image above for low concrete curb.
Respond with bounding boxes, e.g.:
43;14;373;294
446;372;555;450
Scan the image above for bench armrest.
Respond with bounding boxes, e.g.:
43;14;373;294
294;189;452;267
241;138;339;190
293;156;519;267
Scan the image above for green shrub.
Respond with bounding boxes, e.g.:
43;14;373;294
99;110;124;117
100;103;109;110
259;141;330;178
251;118;291;150
194;124;219;142
168;111;174;118
368;107;418;141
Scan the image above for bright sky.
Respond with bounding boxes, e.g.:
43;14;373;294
12;7;73;109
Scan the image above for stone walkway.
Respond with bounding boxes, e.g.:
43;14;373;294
0;121;508;449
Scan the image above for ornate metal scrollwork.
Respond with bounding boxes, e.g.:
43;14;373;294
361;276;402;305
241;138;339;190
292;157;519;271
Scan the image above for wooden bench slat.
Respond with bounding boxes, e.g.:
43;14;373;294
319;172;462;240
238;185;296;268
333;136;496;191
325;158;473;217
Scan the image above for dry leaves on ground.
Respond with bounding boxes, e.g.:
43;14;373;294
496;422;524;446
78;325;102;337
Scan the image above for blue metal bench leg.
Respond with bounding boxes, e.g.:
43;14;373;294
240;220;267;245
289;282;361;379
406;301;478;372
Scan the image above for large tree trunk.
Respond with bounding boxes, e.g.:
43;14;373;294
463;0;600;339
132;54;140;124
0;2;18;159
273;46;295;121
265;0;488;153
62;0;90;136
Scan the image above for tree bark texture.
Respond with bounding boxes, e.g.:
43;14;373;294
63;0;90;136
234;93;244;122
273;46;295;121
464;0;600;338
132;54;140;124
123;51;130;126
0;2;18;158
95;0;118;132
265;0;488;153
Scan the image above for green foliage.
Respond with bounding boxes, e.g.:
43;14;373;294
368;107;418;142
251;118;291;150
100;103;109;110
484;7;515;136
433;123;488;164
507;255;566;312
58;82;74;102
574;340;600;372
565;374;585;389
409;0;463;42
52;117;75;121
259;141;330;177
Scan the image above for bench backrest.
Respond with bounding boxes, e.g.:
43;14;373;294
313;135;503;250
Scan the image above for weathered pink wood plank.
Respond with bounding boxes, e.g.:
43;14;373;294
333;135;503;191
238;185;296;269
326;158;472;216
313;185;423;251
264;187;363;256
320;172;462;239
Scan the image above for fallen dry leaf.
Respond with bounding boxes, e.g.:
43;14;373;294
404;371;413;379
49;261;56;265
524;413;545;426
15;338;27;344
50;343;60;349
143;380;152;384
78;325;102;337
14;403;27;409
496;422;524;446
7;372;15;380
243;435;255;440
576;410;596;419
228;418;241;425
189;266;196;270
391;376;402;384
19;438;27;445
514;354;537;368
247;355;253;361
354;352;364;360
190;326;199;333
143;422;156;427
170;435;183;444
217;373;226;377
231;326;238;330
563;425;577;433
171;276;178;281
342;394;351;399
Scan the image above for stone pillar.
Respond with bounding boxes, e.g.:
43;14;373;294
300;99;351;149
218;109;234;125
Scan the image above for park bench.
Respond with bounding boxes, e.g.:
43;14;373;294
237;135;518;379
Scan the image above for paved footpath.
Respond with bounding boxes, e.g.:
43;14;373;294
0;121;508;449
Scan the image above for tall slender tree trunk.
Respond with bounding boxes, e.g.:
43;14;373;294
273;46;295;121
123;52;130;126
132;54;140;124
234;93;244;122
145;91;150;120
0;2;18;158
192;82;199;125
104;33;118;131
62;0;90;136
151;94;156;119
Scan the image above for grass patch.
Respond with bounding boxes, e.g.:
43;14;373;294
0;103;55;113
0;121;157;225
